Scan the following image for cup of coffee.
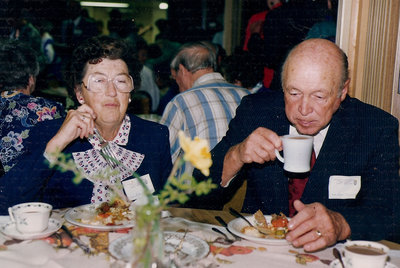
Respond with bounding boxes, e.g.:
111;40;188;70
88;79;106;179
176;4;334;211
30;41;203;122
8;202;52;233
275;135;314;173
343;240;389;268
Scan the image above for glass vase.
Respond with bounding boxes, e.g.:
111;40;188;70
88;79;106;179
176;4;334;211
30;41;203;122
130;204;164;268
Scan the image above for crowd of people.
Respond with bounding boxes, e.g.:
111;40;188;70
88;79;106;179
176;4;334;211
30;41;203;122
0;0;399;252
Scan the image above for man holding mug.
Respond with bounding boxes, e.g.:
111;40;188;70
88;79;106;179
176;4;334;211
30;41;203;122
192;38;400;251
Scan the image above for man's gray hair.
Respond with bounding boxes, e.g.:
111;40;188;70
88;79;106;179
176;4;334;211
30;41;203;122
170;41;217;73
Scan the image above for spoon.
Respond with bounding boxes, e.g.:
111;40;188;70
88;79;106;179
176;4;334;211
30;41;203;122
229;207;269;235
333;248;345;268
215;216;242;240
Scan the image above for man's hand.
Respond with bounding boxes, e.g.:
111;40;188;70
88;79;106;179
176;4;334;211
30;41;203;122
236;127;282;164
285;200;351;252
221;127;282;186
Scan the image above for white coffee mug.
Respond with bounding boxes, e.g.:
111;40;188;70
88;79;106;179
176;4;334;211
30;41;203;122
343;240;389;268
8;202;52;233
274;135;314;173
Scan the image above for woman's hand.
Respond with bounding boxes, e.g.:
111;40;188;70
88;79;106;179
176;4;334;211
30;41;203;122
45;104;97;154
285;200;351;252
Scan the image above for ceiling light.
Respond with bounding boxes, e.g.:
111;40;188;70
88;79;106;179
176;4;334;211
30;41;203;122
80;1;129;8
159;2;168;10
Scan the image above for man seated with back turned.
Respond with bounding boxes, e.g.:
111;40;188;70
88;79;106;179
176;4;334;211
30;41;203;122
160;41;249;174
192;38;400;251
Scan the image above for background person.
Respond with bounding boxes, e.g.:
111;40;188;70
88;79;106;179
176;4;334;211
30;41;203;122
243;0;282;88
160;41;249;175
221;50;267;94
261;0;331;90
192;38;400;250
0;39;65;174
0;36;172;212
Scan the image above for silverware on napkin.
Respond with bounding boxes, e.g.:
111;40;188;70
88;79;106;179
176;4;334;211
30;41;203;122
61;225;92;254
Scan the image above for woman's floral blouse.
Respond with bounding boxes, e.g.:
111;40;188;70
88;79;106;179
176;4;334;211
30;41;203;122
0;91;66;173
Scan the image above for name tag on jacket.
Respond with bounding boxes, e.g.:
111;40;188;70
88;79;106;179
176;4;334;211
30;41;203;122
122;174;155;201
328;175;361;199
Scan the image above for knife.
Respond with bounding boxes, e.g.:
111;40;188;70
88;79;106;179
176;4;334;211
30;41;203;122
61;225;92;254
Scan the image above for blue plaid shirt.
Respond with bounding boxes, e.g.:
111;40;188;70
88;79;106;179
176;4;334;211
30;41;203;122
160;73;250;175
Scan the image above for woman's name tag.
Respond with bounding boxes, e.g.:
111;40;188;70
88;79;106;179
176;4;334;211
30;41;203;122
122;174;155;201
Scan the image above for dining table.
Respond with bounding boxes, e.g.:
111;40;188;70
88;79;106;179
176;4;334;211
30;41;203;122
0;206;399;268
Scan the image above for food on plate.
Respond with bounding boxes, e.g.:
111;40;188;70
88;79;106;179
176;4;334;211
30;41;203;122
79;199;134;226
241;210;288;239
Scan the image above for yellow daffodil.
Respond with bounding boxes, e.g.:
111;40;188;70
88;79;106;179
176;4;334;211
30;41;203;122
178;131;212;176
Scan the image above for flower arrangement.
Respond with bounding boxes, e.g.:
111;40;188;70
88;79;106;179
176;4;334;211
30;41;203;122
49;130;216;266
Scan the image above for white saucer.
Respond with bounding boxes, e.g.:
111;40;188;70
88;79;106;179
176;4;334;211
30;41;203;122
330;259;398;268
0;218;61;240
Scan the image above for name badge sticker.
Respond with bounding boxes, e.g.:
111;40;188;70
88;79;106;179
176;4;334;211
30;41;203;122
122;174;155;201
328;175;361;199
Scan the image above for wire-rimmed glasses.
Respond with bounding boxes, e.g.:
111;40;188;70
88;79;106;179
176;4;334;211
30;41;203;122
81;73;134;93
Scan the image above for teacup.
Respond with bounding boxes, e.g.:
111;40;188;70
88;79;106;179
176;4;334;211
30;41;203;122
8;202;52;233
343;240;389;268
275;135;314;173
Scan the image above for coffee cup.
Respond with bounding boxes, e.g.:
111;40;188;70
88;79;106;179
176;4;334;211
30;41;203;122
8;202;52;233
275;135;314;173
343;240;389;268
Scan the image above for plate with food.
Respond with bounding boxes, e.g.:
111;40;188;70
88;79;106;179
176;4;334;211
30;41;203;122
109;231;209;264
227;210;290;245
65;199;135;231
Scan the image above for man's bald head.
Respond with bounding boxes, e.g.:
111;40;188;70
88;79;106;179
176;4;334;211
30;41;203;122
282;38;349;95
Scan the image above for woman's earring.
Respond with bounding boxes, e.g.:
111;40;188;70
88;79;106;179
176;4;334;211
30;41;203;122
129;98;131;103
79;99;85;104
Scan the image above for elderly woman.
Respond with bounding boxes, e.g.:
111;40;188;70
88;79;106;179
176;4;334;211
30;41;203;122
0;36;172;212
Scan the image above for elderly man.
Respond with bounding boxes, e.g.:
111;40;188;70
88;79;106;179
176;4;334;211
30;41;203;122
160;41;249;174
192;38;400;251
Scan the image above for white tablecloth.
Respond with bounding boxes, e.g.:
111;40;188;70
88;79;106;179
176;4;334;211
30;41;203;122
0;215;399;268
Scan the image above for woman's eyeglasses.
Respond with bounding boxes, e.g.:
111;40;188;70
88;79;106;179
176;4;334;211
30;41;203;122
81;74;134;93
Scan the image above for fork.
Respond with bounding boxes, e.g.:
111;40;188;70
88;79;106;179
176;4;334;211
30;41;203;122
215;216;242;241
229;207;270;236
93;128;119;169
212;227;235;244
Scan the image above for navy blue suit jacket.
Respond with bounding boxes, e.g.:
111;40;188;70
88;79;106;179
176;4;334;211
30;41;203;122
193;91;400;241
0;114;172;213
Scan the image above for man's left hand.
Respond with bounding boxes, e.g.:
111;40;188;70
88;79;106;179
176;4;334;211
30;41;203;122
285;200;351;252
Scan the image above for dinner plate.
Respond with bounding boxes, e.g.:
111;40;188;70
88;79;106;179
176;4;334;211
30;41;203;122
0;218;61;240
109;231;210;264
330;259;398;268
227;215;290;245
65;204;135;231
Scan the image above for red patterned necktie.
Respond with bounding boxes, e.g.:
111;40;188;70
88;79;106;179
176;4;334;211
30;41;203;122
288;149;316;217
